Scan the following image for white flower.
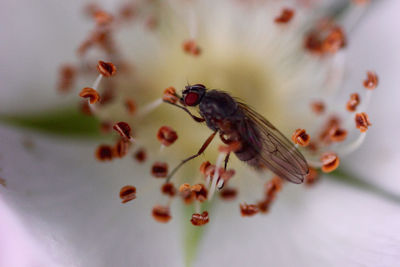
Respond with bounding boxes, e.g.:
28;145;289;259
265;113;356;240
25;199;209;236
1;0;400;266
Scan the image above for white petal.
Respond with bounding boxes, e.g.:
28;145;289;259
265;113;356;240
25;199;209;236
342;0;400;194
196;180;400;267
0;125;183;267
0;0;116;114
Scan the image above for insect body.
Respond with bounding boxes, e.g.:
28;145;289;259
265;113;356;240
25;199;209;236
165;84;309;184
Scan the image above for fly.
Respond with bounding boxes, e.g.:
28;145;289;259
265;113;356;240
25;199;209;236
163;84;309;184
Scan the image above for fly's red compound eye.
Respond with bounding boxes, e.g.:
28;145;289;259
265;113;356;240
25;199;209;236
184;92;199;106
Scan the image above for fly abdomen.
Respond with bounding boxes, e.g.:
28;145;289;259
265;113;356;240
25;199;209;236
234;141;264;169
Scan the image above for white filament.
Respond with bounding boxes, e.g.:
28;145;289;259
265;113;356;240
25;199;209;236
136;98;163;118
208;152;225;201
92;74;103;90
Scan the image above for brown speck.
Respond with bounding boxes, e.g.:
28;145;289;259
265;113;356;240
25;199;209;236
96;145;113;161
363;71;378;90
152;205;171;223
97;60;117;77
119;185;136;203
79;87;100;104
157;126;178;146
274;8;295;24
346;93;360;112
151;162;168;178
292;129;310;146
321;152;340;173
240;203;259;217
355;112;371;132
190;211;209;226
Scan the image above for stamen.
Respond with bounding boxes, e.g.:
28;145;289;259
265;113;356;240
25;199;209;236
265;177;283;201
162;87;179;104
192;184;208;202
305;167;319;186
363;71;378;90
136;98;163;117
330;127;348;142
199;161;212;175
113;122;135;142
119;3;136;21
100;121;112;134
113;139;130;158
79;87;100;104
0;177;6;188
257;200;270;213
134;148;147;163
161;183;176;197
218;169;236;190
95;145;113;161
57;64;76;92
346;93;360;112
339;132;367;156
93;10;114;26
355;112;371;132
79;101;93;115
119;185;136;203
179;183;195;204
182;40;201;56
157;126;178;147
310;100;325;115
208;152;225;201
305;23;346;55
92;74;103;91
125;99;137;115
152;205;172;223
321;152;340;173
240;203;259;217
151;162;168;178
274;8;295;24
292;129;310;146
190;211;209;226
97;60;117;77
219;187;238;200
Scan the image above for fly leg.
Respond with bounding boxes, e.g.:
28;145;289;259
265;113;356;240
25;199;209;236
223;152;230;170
163;100;205;122
166;131;217;183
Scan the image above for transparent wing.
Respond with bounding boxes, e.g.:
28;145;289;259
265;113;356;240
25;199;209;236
237;102;309;183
